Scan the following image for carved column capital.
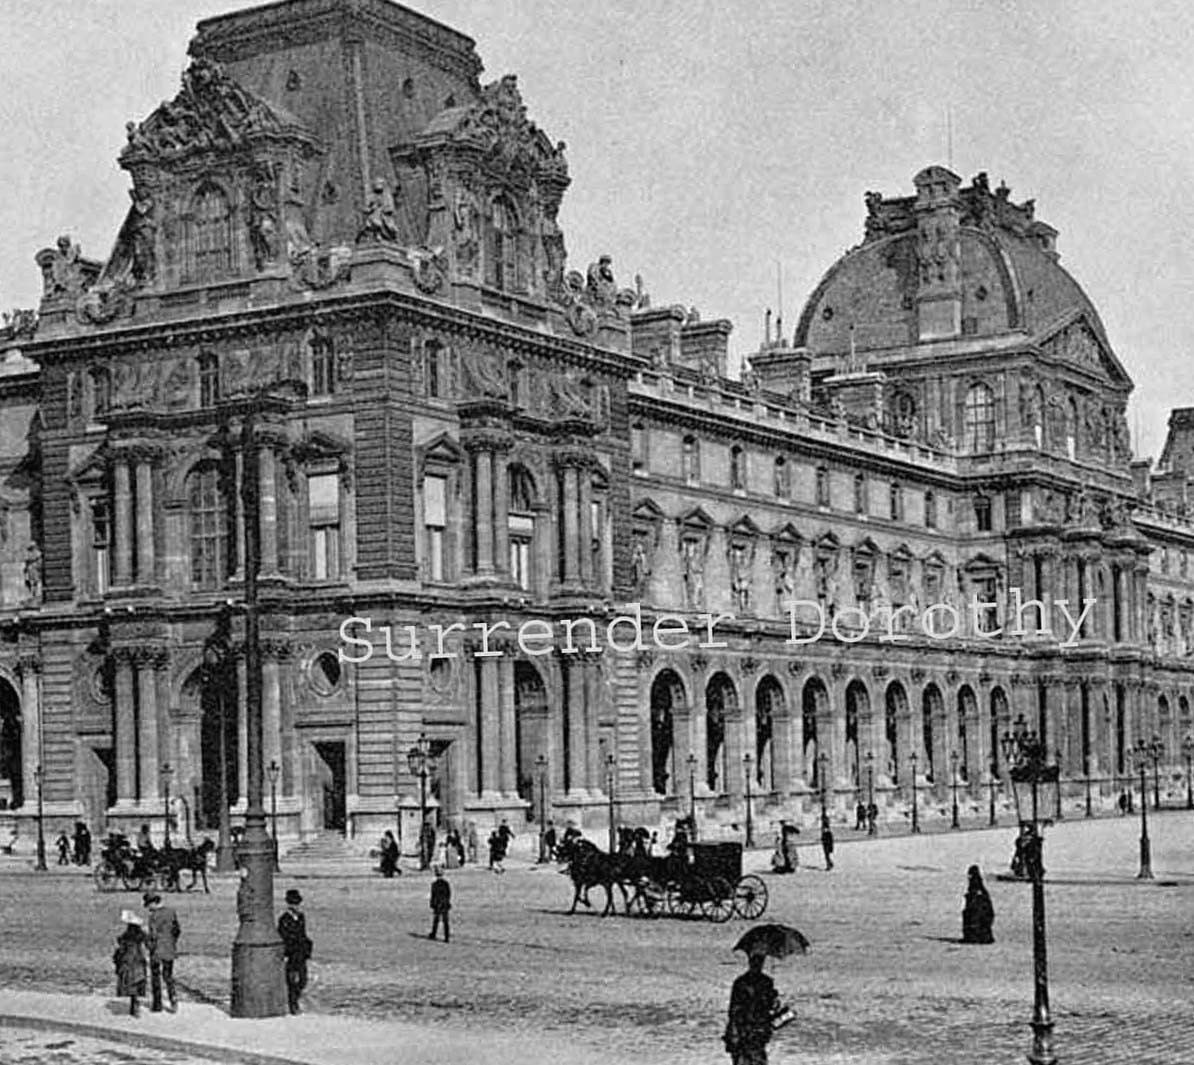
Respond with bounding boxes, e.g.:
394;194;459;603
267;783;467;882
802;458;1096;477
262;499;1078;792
16;652;41;677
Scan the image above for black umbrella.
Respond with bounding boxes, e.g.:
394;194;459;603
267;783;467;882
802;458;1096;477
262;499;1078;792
733;923;810;960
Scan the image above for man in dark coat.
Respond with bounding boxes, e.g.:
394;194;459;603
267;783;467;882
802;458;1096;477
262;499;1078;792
144;892;181;1012
429;866;451;942
820;817;835;871
724;953;781;1065
277;888;312;1015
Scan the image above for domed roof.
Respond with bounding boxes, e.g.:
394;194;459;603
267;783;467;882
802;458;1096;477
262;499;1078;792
793;169;1118;372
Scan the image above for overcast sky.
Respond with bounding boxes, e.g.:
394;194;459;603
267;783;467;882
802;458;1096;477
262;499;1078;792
3;0;1191;459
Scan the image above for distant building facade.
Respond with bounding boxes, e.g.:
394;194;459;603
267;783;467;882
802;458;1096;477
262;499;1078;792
0;0;1192;846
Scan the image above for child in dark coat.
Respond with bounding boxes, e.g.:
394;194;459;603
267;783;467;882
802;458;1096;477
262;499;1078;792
113;912;148;1016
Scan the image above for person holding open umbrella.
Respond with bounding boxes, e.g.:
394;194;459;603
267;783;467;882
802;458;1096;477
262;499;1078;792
724;925;806;1064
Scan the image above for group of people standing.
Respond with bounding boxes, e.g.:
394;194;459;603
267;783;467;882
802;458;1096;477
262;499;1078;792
111;892;181;1016
53;821;92;865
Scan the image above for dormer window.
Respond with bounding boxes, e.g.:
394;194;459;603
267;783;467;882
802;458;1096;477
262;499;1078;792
186;185;236;284
488;196;519;292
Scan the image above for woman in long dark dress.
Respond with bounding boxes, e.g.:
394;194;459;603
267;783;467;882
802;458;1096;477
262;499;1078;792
113;913;148;1015
378;831;400;878
961;865;995;944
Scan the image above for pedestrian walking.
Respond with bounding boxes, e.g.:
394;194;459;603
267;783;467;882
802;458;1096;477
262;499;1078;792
961;865;995;944
543;822;558;862
429;866;451;942
113;911;148;1017
378;830;400;878
465;821;478;864
820;818;834;871
144;892;181;1011
854;802;867;831
74;821;92;865
866;801;879;836
278;888;312;1015
497;818;514;856
55;831;71;865
488;830;506;873
723;952;782;1065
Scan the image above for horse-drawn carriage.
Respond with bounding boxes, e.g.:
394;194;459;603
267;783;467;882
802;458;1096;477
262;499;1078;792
93;833;214;893
629;841;768;923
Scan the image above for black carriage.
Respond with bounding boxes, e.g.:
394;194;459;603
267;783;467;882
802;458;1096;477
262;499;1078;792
92;833;178;893
631;841;768;923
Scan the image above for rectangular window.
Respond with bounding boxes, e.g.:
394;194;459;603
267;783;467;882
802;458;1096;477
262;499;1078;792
308;473;340;580
311;336;335;397
424;474;447;581
889;482;903;521
816;467;830;507
924;491;936;529
854;474;866;515
199;354;220;407
975;575;999;633
510;513;533;590
91;497;111;595
975;495;992;532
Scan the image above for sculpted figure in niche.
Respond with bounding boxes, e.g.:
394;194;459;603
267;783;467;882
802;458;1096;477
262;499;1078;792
24;544;42;602
452;185;480;278
630;530;652;595
729;541;752;614
249;165;281;270
128;189;158;283
42;235;86;299
773;548;796;613
681;536;705;609
548;370;594;420
357;179;400;243
459;346;506;399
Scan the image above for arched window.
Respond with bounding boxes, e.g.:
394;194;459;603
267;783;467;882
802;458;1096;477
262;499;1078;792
964;383;995;452
198;352;220;407
488;196;519;291
187;185;235;283
188;463;229;589
509;466;536;590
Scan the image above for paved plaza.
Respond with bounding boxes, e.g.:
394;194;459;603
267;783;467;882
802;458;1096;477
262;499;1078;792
0;812;1192;1064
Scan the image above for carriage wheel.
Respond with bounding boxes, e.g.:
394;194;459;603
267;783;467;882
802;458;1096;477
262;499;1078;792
666;885;696;918
93;862;119;892
733;875;769;920
701;877;735;923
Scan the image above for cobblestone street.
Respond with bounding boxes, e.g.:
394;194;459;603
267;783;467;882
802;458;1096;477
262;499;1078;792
0;1025;220;1065
2;812;1193;1064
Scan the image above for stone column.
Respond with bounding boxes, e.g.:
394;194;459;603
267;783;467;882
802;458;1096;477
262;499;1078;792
584;654;602;796
975;683;992;783
1020;549;1037;635
773;709;793;795
474;449;495;574
236;658;248;804
258;444;279;576
493;451;510;580
579;467;594;587
17;654;41;807
135;459;156;584
561;465;579;585
233;451;246;580
566;657;587;795
498;656;517;797
113;460;134;586
479;657;501;797
114;651;137;802
137;650;160;801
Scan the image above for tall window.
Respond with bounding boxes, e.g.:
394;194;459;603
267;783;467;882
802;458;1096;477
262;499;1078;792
682;435;699;482
974;574;999;633
508;361;523;407
198;352;220;407
425;339;444;398
853;472;866;515
187;186;235;283
308;473;340;580
508;467;535;590
773;456;788;497
816;465;830;507
974;494;992;532
730;446;745;491
91;497;111;595
889;481;903;521
189;464;228;589
924;490;937;529
1065;397;1078;460
311;333;335;397
963;383;995;452
631;422;647;471
424;474;447;581
489;196;519;291
91;366;111;418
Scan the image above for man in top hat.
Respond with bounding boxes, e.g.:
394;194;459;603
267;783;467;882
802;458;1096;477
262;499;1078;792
429;866;451;942
143;892;181;1013
277;888;313;1015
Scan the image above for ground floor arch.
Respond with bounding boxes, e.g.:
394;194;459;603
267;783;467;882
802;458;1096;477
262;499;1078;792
650;669;686;796
0;678;22;810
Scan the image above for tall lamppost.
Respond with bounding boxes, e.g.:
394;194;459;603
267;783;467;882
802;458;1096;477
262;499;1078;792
1130;737;1156;880
950;749;960;830
687;751;697;834
865;750;875;836
1001;713;1060;1065
988;763;998;827
267;760;280;872
606;752;617;853
407;733;434;870
33;764;46;872
229;400;286;1018
1083;754;1093;819
160;763;174;849
1183;734;1194;811
535;753;548;863
909;750;921;833
1150;733;1163;811
201;629;235;874
743;751;754;849
817;750;829;827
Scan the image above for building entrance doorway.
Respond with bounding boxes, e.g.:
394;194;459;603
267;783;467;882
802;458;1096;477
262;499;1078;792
0;678;22;810
313;741;347;833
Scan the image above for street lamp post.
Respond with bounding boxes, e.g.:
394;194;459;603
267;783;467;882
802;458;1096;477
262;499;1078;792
950;749;960;830
817;751;829;827
865;751;875;836
687;751;697;834
1001;713;1060;1065
988;765;998;827
1084;758;1093;819
407;733;433;870
33;764;46;872
160;763;174;850
743;752;754;849
606;753;617;853
1130;737;1158;880
202;633;236;875
229;401;286;1018
267;760;280;872
909;750;921;834
535;754;548;863
1183;734;1194;811
1151;733;1162;811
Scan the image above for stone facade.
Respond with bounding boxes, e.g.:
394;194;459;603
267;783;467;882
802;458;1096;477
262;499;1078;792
1;1;1193;849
